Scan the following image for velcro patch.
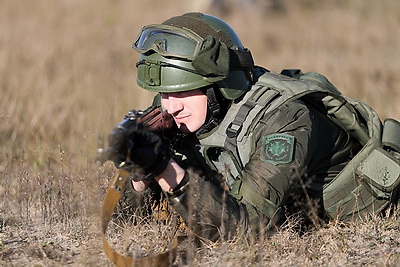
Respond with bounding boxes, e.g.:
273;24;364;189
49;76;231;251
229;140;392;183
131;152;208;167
262;133;295;165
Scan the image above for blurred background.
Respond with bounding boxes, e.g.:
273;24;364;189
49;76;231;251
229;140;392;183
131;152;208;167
1;0;399;165
0;0;399;265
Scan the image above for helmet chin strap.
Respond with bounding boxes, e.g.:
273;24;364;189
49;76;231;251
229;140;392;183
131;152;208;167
196;85;230;136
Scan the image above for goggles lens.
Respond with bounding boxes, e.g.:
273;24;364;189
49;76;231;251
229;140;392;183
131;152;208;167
133;25;201;59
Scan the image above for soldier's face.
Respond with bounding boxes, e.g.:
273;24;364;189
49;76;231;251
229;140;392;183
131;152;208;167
161;89;208;133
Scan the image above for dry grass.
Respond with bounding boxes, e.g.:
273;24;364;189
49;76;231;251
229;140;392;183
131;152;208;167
1;0;400;266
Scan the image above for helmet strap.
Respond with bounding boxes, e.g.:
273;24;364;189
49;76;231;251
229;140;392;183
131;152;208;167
196;85;231;135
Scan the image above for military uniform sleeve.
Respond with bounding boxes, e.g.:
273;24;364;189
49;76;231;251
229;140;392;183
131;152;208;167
235;100;314;230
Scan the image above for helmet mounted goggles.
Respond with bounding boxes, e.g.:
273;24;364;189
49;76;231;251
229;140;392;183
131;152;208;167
132;24;203;60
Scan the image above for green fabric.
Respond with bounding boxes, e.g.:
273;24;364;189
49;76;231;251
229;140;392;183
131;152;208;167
230;179;278;220
192;35;230;82
162;12;234;48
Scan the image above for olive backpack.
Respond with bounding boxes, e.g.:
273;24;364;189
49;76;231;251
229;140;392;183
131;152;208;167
198;68;400;222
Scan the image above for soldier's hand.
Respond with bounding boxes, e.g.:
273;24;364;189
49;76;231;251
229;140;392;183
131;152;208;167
107;126;133;168
126;130;172;181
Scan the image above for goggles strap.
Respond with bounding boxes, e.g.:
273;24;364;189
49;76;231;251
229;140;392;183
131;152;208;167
229;48;254;70
136;59;202;75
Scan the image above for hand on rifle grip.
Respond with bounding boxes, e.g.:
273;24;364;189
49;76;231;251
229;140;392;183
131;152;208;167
97;107;174;178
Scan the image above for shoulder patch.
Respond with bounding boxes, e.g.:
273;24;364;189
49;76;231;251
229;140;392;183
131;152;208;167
262;133;295;165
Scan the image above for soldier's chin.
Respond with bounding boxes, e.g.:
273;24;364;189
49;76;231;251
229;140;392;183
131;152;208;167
178;123;191;133
179;123;194;133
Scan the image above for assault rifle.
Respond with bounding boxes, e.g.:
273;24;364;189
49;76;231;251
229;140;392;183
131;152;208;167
98;106;179;267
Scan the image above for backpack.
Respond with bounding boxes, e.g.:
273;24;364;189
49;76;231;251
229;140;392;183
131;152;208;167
198;68;400;222
295;71;400;221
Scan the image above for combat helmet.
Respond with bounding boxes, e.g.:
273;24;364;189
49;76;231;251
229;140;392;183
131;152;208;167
132;12;254;100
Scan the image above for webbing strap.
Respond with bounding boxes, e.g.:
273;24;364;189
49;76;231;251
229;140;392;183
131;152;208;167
226;86;279;139
100;169;179;267
226;99;257;138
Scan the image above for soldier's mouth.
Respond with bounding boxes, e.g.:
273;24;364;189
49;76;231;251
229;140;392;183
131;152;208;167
175;114;190;122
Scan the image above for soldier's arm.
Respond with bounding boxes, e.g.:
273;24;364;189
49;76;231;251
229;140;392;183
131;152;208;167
235;101;314;230
222;99;357;233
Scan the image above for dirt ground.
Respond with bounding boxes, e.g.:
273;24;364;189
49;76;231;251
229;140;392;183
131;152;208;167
0;214;112;266
2;202;400;266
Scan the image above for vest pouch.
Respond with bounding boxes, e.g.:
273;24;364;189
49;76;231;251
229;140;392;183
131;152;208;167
323;144;396;221
356;148;400;193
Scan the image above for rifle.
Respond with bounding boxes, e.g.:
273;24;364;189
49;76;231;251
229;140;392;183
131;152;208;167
98;106;179;267
97;107;175;166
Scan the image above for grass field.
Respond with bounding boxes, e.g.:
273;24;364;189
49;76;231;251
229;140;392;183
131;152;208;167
1;0;400;266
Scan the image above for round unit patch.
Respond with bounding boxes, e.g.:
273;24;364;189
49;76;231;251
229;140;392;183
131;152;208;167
262;133;295;165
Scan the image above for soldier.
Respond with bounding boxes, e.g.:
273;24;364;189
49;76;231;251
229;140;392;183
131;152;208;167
106;12;400;241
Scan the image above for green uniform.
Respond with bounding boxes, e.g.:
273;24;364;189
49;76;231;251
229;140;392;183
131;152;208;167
164;69;362;241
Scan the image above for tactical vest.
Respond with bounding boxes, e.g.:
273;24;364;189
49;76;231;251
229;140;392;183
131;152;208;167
197;69;400;222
